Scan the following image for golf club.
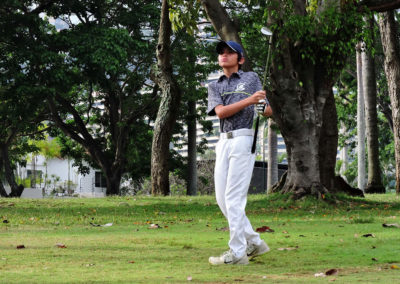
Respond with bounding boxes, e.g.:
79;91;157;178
251;26;273;192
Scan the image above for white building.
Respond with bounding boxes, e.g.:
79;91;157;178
15;155;107;198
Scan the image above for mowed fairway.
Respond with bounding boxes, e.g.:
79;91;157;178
1;194;400;283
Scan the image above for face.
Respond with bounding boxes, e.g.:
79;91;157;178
218;47;241;69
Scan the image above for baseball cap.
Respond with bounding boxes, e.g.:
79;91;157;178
216;41;244;58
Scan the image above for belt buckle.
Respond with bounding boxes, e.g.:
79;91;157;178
227;132;233;139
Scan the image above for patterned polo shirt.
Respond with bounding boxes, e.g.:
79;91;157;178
207;70;265;133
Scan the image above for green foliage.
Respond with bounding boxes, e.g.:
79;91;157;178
169;0;201;35
273;3;365;73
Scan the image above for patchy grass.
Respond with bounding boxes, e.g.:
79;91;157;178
0;194;400;283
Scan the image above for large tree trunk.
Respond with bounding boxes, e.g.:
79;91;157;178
186;99;197;196
319;89;339;189
0;179;8;197
357;43;367;191
1;144;24;197
378;11;400;194
104;169;122;196
362;16;385;193
151;0;182;195
0;157;10;197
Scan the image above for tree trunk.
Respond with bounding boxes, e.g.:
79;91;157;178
362;17;385;193
356;43;367;191
0;157;9;197
1;144;24;197
378;11;400;194
151;0;182;195
0;179;8;197
319;89;339;190
186;99;197;196
267;119;278;192
104;169;122;196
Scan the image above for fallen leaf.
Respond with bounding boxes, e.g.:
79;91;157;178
382;223;400;228
277;246;298;251
325;269;338;276
362;233;375;238
314;273;326;277
256;226;274;233
283;231;288;234
16;245;25;249
55;243;67;248
391;265;400;269
128;260;135;263
90;222;113;227
149;223;161;229
216;227;229;231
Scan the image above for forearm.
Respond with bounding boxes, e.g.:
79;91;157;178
215;98;252;119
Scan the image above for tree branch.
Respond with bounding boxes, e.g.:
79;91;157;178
358;0;400;12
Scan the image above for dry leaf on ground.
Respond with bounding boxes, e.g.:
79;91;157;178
256;226;274;233
382;223;400;228
55;243;67;248
325;269;338;276
149;223;161;229
216;227;229;231
314;273;326;277
277;246;298;251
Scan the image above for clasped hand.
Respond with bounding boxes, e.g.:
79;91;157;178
250;90;268;114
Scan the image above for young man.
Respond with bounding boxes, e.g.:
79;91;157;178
207;41;272;265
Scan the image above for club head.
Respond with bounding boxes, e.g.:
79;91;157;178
261;26;272;36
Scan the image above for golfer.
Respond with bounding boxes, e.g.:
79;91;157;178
207;40;272;265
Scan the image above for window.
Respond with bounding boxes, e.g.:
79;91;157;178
95;172;107;188
27;170;43;179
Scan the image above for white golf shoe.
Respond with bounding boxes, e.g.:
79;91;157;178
246;240;270;258
209;250;249;265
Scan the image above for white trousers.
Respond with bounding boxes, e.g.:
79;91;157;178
214;131;262;258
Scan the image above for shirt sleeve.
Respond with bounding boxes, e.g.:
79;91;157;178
207;83;223;116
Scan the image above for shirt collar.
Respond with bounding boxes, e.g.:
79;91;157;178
217;69;244;82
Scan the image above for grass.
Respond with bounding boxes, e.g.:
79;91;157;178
1;193;400;283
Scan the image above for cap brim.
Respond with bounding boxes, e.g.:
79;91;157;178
216;41;230;54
